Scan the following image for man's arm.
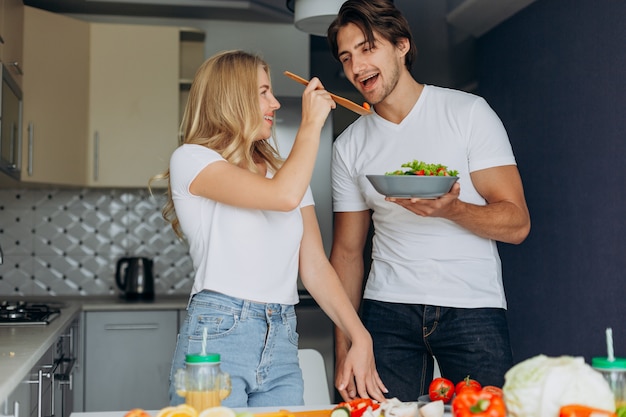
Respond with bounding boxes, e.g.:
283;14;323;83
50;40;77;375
389;165;530;244
329;209;372;400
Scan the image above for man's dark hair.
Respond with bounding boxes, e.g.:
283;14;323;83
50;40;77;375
327;0;417;71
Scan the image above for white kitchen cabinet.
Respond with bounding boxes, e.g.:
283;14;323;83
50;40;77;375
0;0;24;87
2;332;72;417
3;377;30;417
25;343;55;417
18;7;203;187
83;310;178;411
85;23;179;187
20;6;89;185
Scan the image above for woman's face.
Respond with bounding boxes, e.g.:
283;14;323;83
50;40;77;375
257;65;280;140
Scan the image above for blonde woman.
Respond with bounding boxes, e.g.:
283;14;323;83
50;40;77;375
155;50;386;407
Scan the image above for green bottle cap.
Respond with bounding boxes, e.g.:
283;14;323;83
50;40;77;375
592;357;626;369
185;353;221;363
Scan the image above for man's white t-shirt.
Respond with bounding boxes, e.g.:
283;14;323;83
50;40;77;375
170;144;314;305
332;85;516;309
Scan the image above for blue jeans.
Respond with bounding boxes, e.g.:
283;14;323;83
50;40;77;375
169;291;303;408
361;300;513;401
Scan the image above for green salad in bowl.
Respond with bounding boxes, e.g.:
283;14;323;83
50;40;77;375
386;160;459;177
368;160;459;198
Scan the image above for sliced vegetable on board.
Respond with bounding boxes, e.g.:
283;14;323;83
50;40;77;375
330;407;351;417
334;398;380;417
419;400;445;417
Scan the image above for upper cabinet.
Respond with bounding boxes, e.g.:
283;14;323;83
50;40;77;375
86;23;179;187
21;6;89;185
18;6;205;188
0;0;24;87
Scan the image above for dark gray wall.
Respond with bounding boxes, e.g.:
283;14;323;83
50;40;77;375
477;0;626;364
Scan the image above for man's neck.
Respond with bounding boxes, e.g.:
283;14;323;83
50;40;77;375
374;73;423;124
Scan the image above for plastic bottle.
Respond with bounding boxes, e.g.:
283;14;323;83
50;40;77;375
592;356;626;409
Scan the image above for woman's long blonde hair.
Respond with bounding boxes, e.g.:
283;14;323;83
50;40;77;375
151;50;283;238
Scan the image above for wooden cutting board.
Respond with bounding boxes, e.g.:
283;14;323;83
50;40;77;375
253;409;333;417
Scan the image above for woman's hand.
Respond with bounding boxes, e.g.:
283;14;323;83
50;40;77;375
300;77;336;129
335;337;387;402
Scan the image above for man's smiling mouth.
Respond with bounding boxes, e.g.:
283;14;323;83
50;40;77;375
359;73;379;88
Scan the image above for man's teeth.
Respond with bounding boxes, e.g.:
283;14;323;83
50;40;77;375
360;74;377;83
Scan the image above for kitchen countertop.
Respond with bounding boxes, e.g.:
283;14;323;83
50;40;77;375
77;295;189;311
0;300;81;401
0;295;188;403
0;293;319;403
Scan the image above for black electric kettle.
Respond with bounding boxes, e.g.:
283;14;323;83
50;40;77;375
115;257;155;300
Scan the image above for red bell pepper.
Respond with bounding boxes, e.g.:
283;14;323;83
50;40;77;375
451;388;506;417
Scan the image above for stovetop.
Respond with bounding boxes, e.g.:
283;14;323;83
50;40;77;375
0;300;62;326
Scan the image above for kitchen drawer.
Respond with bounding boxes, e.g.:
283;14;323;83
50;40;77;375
82;310;177;411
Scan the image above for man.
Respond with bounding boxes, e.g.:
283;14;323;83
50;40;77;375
327;0;531;402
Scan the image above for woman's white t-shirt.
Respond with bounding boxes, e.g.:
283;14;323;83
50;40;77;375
170;144;314;305
332;85;516;309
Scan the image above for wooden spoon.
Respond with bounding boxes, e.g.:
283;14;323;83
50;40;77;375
283;70;372;116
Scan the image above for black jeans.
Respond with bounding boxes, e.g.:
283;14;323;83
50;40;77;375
361;299;513;401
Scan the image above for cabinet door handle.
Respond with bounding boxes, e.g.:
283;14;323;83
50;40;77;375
104;323;159;331
27;123;34;176
93;131;99;181
55;358;76;390
9;62;23;76
1;401;20;417
26;366;56;417
8;121;17;170
59;326;75;357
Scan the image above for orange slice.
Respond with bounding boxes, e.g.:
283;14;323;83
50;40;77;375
197;406;236;417
125;409;151;417
156;407;177;417
157;405;198;417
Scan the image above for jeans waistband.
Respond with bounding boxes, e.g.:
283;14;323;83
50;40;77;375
191;290;295;321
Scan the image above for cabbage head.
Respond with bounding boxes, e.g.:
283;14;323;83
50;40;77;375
503;355;615;417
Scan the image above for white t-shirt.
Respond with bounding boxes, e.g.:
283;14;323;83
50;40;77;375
170;144;314;305
332;85;516;309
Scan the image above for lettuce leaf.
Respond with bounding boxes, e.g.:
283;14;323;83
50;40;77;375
503;355;615;417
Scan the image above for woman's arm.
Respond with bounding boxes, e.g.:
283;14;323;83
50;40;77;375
298;205;386;401
190;78;335;212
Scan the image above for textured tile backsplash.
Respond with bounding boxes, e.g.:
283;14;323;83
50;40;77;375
0;187;194;297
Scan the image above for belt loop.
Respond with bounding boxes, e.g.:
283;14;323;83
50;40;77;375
241;300;250;320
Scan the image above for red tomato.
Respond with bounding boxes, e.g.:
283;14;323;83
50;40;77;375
455;375;482;396
429;377;455;403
